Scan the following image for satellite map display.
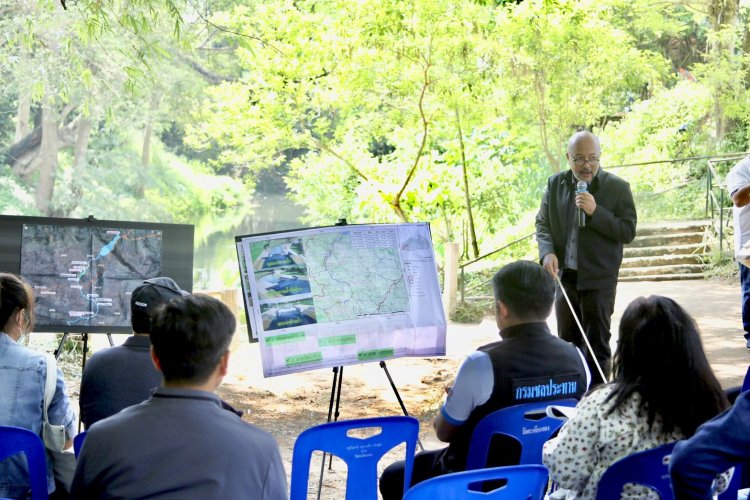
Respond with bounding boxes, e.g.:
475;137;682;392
21;224;162;328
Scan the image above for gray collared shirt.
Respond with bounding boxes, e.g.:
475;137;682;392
72;386;288;499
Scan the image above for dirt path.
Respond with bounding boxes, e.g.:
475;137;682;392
52;278;750;498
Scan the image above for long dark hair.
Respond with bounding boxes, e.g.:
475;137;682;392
605;295;728;436
0;273;35;333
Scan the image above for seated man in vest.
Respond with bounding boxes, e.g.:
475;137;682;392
71;294;287;499
379;260;590;499
79;277;187;428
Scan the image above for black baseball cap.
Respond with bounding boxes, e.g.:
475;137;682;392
130;277;188;333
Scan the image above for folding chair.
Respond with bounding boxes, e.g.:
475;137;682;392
596;442;677;499
0;425;49;500
465;398;577;470
403;464;549;500
289;416;419;500
74;430;87;458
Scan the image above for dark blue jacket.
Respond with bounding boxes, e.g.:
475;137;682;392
670;391;750;499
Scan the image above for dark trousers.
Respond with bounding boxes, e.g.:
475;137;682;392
379;448;446;500
740;263;750;339
556;271;615;386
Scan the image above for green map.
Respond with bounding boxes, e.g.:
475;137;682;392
303;232;410;322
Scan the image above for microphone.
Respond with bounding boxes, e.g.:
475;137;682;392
576;180;588;228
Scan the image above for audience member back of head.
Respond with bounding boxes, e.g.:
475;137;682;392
71;294;288;500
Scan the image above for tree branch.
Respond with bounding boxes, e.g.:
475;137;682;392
393;61;431;222
184;0;285;55
310;136;369;182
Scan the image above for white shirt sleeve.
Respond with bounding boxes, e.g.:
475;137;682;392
440;351;493;425
726;158;750;195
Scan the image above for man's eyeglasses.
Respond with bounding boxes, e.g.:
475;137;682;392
572;157;600;167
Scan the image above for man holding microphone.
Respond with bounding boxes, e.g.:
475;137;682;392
535;131;637;384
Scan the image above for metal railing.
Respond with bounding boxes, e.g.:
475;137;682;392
705;154;748;254
459;232;534;302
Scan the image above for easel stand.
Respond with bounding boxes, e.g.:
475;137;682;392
54;332;114;432
54;332;114;369
315;218;424;497
316;362;425;499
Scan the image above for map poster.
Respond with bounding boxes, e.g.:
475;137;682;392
20;224;162;329
237;222;447;377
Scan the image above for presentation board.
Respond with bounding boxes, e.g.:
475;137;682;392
0;215;194;333
235;222;447;377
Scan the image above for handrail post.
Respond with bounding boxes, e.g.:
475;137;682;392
705;168;710;218
720;190;724;254
460;266;465;303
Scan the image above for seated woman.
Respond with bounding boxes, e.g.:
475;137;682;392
0;273;76;499
542;295;729;499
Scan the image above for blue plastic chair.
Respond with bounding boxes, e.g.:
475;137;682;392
596;442;677;499
403;464;549;500
290;416;419;500
0;425;49;500
73;430;87;458
466;398;577;470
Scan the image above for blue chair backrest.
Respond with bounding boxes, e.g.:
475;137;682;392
596;441;677;500
0;425;49;500
290;416;419;500
465;398;577;470
73;430;87;458
403;464;549;500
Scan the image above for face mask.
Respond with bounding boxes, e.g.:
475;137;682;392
16;309;30;342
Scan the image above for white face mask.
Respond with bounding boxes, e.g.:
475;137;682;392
16;309;30;342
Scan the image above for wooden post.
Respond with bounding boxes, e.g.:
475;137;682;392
443;242;459;319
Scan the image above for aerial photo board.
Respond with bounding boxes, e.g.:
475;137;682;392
236;222;446;377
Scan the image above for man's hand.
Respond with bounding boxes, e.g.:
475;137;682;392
731;183;750;207
433;412;460;443
542;253;559;277
575;192;597;216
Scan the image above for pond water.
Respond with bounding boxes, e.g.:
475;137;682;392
192;193;307;291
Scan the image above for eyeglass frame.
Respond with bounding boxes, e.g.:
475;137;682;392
571;156;600;167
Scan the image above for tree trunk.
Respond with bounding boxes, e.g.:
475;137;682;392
15;91;30;143
392;64;432;223
73;118;92;169
36;101;58;215
454;106;479;259
138;93;161;196
51;118;93;216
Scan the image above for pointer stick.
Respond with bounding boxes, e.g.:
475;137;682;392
553;274;609;384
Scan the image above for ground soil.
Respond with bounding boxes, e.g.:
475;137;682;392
45;279;750;498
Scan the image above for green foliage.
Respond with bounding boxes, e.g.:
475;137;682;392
51;128;249;223
0;166;37;215
450;299;492;324
703;247;736;282
598;81;719;221
2;0;750;275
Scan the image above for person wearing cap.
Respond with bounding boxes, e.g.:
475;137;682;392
71;294;288;499
79;277;186;428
